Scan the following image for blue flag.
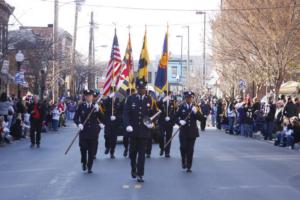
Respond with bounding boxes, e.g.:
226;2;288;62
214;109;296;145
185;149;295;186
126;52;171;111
155;31;169;93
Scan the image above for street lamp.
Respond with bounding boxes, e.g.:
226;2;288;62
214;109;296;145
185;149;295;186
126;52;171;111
15;50;24;100
176;35;183;85
196;11;206;87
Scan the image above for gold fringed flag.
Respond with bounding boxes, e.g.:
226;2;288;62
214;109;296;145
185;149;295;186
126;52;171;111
116;33;134;97
155;29;169;93
138;29;150;82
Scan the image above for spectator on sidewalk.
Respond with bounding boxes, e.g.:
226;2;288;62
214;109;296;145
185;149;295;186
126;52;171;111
262;97;276;140
28;96;45;148
23;109;30;138
52;103;61;131
0;92;13;122
227;102;236;135
200;99;211;131
244;100;254;137
67;100;77;120
211;100;217;127
274;100;284;133
10;113;22;140
283;96;297;119
274;119;294;148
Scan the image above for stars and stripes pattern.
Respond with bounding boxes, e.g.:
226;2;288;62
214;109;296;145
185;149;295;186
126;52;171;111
103;30;123;96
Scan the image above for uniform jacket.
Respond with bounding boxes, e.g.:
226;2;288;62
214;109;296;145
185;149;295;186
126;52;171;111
157;98;177;128
175;103;204;138
123;93;157;138
73;102;104;140
101;97;124;136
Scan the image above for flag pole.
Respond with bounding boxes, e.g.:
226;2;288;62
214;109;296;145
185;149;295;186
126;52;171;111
111;28;116;116
166;24;169;117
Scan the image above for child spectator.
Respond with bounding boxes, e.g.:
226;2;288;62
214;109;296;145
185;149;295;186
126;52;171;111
23;110;30;138
52;104;60;131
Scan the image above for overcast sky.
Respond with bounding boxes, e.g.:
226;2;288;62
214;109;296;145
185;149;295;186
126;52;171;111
7;0;220;61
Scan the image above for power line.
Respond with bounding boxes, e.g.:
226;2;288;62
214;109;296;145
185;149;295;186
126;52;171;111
11;13;24;27
40;0;300;12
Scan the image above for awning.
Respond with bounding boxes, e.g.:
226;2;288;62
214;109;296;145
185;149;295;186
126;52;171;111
279;81;300;95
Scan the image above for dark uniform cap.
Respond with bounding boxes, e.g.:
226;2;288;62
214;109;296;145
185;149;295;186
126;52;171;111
84;89;94;96
183;91;195;98
93;91;100;98
136;79;147;89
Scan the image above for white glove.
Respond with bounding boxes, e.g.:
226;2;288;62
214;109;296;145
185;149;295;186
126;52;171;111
99;123;105;129
165;116;170;122
110;115;116;121
126;125;133;132
146;123;154;129
179;120;186;126
192;106;198;114
94;104;99;111
78;124;84;130
4;127;10;133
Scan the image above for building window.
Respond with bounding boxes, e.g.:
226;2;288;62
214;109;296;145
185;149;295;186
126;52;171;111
171;66;177;78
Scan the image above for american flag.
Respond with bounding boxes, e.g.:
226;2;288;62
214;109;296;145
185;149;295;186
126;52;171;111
103;30;122;96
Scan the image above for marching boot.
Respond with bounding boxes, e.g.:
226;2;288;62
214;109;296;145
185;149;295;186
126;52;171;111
82;163;87;171
160;149;164;156
137;176;144;183
123;149;128;157
131;170;137;179
104;148;109;155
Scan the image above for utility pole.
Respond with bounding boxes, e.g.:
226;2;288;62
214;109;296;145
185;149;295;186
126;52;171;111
70;0;83;97
184;26;190;82
88;11;95;89
196;11;206;87
203;13;206;87
53;0;59;101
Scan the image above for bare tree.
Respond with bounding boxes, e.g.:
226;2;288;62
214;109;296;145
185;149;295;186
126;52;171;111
212;0;300;98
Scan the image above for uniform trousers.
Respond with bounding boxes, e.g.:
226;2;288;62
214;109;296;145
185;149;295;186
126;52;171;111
179;135;196;169
129;137;148;176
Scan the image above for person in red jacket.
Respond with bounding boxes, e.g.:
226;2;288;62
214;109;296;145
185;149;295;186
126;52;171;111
28;96;45;148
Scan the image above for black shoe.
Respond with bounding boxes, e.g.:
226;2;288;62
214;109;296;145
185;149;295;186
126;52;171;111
36;144;40;148
160;150;164;156
82;164;87;171
88;169;93;174
146;154;151;158
123;149;128;157
131;170;137;179
165;154;170;158
104;149;109;155
110;154;115;159
93;156;96;160
186;169;192;173
182;163;187;170
30;144;35;148
137;176;144;183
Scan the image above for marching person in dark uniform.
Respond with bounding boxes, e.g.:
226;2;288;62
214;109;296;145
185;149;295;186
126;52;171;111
122;88;136;157
123;79;157;182
92;91;103;159
175;91;204;173
28;95;45;148
101;86;124;159
157;91;177;157
73;89;104;173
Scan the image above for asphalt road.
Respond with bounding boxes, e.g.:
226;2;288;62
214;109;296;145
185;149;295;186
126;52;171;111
0;123;300;200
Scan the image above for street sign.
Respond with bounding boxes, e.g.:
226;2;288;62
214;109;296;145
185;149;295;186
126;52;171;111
1;60;9;74
15;72;25;84
239;79;247;90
